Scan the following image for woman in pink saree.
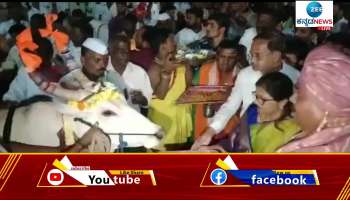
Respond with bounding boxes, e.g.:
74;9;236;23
278;44;350;152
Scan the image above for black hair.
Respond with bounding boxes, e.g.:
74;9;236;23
36;37;53;68
186;7;203;19
109;34;129;51
217;39;239;52
81;46;91;57
71;19;94;39
253;31;286;53
256;6;283;25
109;14;137;40
8;23;26;38
125;13;138;24
256;72;294;130
54;11;67;27
71;9;86;19
148;28;172;54
285;36;310;63
124;13;138;37
256;72;293;101
52;11;68;33
30;14;47;44
141;26;155;45
207;13;230;35
325;32;350;49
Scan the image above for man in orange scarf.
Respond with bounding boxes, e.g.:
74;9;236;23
194;40;241;140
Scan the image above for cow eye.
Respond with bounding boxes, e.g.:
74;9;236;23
102;110;117;116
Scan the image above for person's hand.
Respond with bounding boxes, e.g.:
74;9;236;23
73;126;111;153
77;126;103;147
191;127;217;150
40;82;57;93
155;53;183;75
130;90;147;106
60;82;81;90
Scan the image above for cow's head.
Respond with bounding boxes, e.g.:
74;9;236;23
55;88;163;151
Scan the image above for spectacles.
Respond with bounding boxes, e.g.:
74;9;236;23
252;91;275;105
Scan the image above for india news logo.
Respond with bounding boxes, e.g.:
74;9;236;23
201;155;320;187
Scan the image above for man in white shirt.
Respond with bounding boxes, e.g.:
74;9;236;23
107;34;153;113
192;31;300;150
175;7;205;48
57;38;122;101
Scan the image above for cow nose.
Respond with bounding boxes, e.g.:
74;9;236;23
155;129;164;140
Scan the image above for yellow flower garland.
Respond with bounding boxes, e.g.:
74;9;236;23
68;88;121;111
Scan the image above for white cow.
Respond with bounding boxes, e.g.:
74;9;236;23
0;90;163;152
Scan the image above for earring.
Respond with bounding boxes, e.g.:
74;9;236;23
316;111;329;132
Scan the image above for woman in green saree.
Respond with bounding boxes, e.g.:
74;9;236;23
195;72;301;153
248;72;300;152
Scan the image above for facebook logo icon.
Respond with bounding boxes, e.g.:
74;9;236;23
210;168;227;185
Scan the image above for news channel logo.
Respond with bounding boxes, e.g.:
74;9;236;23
295;1;333;28
306;1;323;18
203;156;320;187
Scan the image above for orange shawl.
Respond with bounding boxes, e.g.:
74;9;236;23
194;62;240;139
16;13;69;73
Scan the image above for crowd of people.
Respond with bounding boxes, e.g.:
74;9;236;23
0;2;349;152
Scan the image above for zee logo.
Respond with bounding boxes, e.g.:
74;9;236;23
307;1;322;18
210;168;227;185
47;169;64;186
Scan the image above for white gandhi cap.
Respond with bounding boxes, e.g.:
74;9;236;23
82;38;108;55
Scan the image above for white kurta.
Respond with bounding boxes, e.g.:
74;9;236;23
107;62;153;112
209;62;300;134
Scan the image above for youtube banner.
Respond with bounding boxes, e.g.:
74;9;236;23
0;154;349;199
